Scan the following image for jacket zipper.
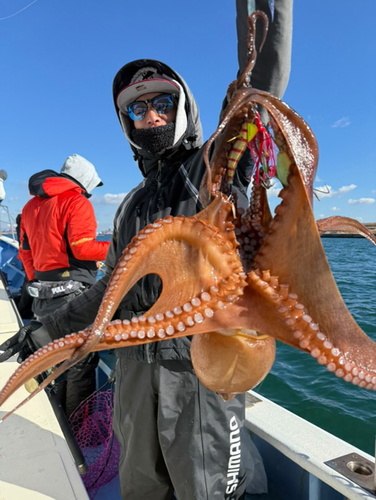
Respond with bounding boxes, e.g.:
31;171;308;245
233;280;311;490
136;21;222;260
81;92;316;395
145;160;164;225
144;160;164;363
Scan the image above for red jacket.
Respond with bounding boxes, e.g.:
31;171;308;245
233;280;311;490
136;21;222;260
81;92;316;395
19;170;109;284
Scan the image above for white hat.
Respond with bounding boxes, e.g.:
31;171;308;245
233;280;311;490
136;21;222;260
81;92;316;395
60;154;103;193
116;78;180;113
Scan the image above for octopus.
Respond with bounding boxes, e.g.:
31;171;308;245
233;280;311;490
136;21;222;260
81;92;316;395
1;12;376;421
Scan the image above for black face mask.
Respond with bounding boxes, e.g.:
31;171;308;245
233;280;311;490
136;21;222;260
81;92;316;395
131;122;175;155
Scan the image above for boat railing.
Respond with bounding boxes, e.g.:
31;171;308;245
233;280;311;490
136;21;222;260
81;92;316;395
0;204;17;241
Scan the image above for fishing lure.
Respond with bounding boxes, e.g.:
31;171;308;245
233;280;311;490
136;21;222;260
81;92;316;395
227;122;258;185
227;112;277;187
249;112;277;185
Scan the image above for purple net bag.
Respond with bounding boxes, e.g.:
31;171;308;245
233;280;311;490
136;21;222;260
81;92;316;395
69;384;120;499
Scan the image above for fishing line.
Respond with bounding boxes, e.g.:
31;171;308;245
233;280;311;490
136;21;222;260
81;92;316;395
0;0;40;21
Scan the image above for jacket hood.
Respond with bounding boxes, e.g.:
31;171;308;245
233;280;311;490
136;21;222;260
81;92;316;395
113;59;203;175
28;170;88;198
60;154;103;193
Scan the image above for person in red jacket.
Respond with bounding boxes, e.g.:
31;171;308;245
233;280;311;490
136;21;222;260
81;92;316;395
18;153;110;416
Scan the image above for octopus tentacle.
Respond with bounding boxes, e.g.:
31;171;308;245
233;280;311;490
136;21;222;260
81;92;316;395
252;163;376;377
0;211;248;413
203;94;251;196
247;269;376;390
236;182;271;270
236;11;269;90
50;208;244;362
0;332;91;414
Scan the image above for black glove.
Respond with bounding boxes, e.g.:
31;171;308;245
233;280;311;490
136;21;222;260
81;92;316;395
0;320;53;363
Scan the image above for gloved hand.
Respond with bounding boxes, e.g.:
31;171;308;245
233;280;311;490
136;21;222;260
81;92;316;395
0;320;53;363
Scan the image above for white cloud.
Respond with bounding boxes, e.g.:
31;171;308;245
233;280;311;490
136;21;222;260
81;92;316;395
103;193;127;205
356;217;364;222
315;184;356;199
348;198;375;205
91;193;127;205
331;117;350;128
338;184;357;194
330;206;340;212
266;184;282;198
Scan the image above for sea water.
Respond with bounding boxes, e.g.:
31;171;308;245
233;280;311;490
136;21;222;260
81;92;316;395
98;235;376;456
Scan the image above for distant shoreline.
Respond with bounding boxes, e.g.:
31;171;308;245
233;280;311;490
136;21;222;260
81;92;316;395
319;222;376;238
4;222;376;240
320;233;376;238
96;233;376;238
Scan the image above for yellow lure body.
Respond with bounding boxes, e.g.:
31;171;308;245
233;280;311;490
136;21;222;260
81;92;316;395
227;122;259;185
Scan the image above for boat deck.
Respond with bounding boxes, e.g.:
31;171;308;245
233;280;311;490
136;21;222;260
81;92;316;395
0;277;90;500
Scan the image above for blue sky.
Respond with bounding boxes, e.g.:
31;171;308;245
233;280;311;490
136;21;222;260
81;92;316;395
1;0;375;231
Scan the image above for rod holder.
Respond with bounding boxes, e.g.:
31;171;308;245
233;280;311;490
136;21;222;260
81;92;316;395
325;452;376;497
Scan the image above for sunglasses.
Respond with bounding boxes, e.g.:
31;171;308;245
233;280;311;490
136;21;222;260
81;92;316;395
126;94;177;121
